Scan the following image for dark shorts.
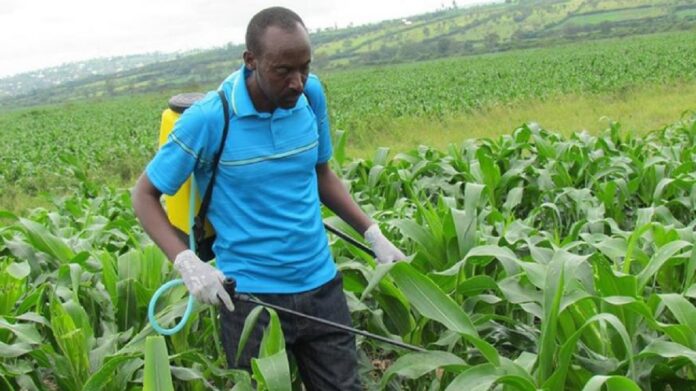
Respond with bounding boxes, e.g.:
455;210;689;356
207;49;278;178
220;272;361;391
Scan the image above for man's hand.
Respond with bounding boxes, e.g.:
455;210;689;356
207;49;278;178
364;224;406;264
174;250;235;311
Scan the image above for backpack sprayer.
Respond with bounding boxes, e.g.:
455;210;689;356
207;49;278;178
146;93;425;353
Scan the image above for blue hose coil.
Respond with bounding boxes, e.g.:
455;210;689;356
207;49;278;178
148;279;195;335
147;174;199;335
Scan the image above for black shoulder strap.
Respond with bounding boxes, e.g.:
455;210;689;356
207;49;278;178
193;90;230;243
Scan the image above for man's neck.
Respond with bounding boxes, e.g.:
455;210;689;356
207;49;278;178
245;71;275;113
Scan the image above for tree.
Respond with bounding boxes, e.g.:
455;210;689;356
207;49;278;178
484;33;500;50
437;38;451;54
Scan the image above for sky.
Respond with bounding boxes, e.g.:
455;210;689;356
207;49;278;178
0;0;492;78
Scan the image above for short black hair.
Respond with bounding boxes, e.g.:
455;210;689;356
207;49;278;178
246;7;307;55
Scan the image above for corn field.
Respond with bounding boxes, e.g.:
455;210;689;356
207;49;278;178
2;31;695;207
2;113;696;390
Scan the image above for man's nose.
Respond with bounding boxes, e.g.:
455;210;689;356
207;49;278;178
288;72;304;92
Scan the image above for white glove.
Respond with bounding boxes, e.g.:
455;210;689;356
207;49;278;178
174;250;234;311
364;224;406;264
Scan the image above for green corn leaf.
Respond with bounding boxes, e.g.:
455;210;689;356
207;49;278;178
360;262;396;300
116;250;141;331
436;245;521;281
251;350;291;391
394;219;446;269
658;294;696;335
236;305;265;365
373;289;415;336
637;240;691;289
683;248;696;292
544;313;634;390
17;218;75;263
62;299;95;347
143;336;174;391
599;296;654;324
15;312;50;328
581;375;641;391
451;208;477;261
96;251;118;308
82;353;140;391
0;319;42;344
232;381;256;391
476;148;501;206
49;296;91;388
593;258;638;298
0;261;28;317
390;262;499;364
0;340;33;358
259;308;285;358
139;245;169;292
57;263;84;301
5;260;30;280
587;236;628;267
171;365;213;384
15;286;47;317
463;182;485;213
445;362;537;391
498;276;543;304
391;262;476;335
367;165;385;189
373;147;390;166
637;340;696;366
464;245;521;276
536;254;565;384
456;275;499;296
503;186;524;212
380;351;467;388
661;324;696;349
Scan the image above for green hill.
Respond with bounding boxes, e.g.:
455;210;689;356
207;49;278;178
0;0;694;109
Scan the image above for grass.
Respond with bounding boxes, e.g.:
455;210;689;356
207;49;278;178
676;7;696;19
343;80;696;158
556;6;667;28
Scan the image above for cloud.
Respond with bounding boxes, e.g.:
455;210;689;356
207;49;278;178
0;0;20;16
0;0;487;77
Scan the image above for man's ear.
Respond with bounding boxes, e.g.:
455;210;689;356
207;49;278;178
243;50;256;71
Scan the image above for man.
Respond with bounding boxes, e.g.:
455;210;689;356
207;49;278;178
132;6;405;390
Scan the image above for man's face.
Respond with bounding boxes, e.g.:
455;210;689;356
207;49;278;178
248;24;311;110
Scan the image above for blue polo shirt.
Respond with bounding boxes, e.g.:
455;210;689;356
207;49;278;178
147;65;336;293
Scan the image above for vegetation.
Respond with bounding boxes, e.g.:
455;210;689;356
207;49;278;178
0;52;184;100
1;113;696;389
1;1;696;389
323;31;696;138
1;30;693;213
0;94;163;211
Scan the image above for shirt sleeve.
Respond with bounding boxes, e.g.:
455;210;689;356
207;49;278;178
306;75;333;164
146;103;217;195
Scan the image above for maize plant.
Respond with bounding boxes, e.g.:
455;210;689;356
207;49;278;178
1;114;696;390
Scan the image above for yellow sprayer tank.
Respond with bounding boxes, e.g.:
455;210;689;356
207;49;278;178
158;93;207;235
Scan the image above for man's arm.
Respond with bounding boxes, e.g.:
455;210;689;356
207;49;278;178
315;162;372;235
132;172;188;261
316;162;406;263
131;171;234;309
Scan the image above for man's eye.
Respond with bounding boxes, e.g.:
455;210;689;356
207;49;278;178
276;67;289;75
